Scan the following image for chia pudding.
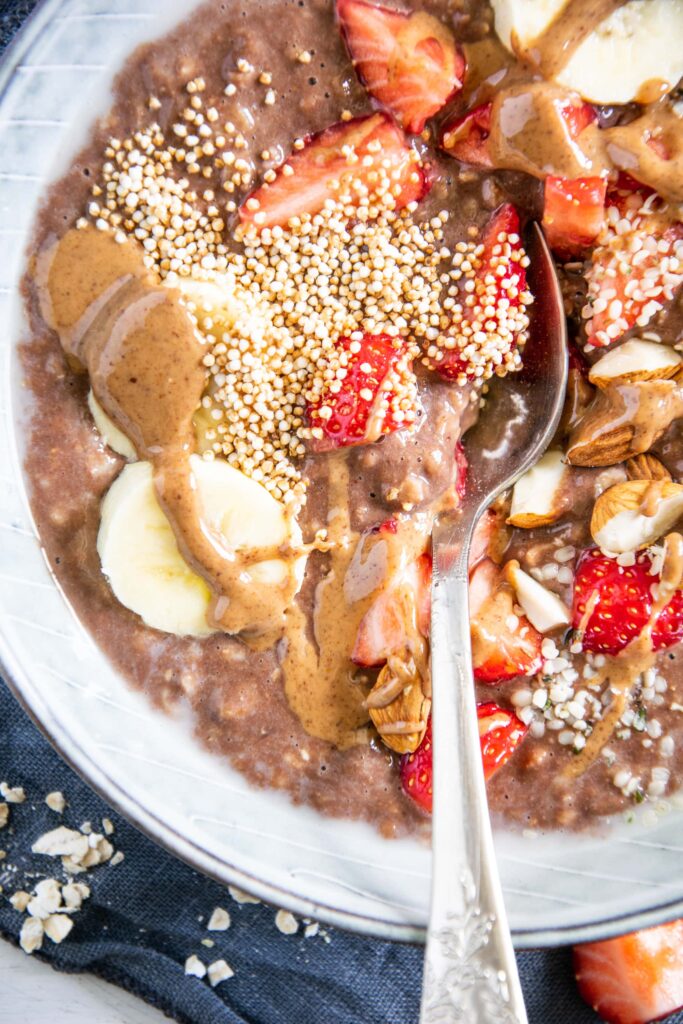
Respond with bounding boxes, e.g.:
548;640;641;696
19;0;683;835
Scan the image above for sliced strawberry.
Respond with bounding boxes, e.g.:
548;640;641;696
401;704;528;812
306;332;419;452
542;176;607;258
583;193;683;348
572;548;683;656
428;203;531;383
574;920;683;1024
477;701;528;781
440;97;595;174
469;558;543;682
454;441;468;500
353;551;431;666
337;0;465;135
439;102;493;167
239;112;429;230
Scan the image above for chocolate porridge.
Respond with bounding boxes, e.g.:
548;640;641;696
19;0;683;835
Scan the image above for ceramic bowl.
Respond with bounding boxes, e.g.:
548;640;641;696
2;0;683;947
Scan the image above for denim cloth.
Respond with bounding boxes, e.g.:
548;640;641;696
2;2;683;1022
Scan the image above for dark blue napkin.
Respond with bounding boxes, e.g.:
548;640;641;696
2;3;683;1022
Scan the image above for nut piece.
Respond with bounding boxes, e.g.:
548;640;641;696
508;450;568;528
504;560;571;634
625;453;672;482
567;381;683;467
365;655;430;755
591;479;683;553
588;339;682;388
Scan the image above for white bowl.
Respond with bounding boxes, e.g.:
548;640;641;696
2;0;683;948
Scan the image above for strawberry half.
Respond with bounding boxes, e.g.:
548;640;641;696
306;332;419;451
542;175;607;258
239;112;429;231
353;551;431;666
572;548;683;656
440;97;596;174
439;101;493;167
469;558;543;683
401;705;528;812
574;920;683;1024
428;203;531;383
337;0;465;135
583;189;683;348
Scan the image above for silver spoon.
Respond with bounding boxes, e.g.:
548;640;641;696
420;223;568;1024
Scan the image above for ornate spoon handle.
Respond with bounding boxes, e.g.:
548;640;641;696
420;512;528;1024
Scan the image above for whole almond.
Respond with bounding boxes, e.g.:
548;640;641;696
367;658;430;755
625;454;672;482
591;479;683;553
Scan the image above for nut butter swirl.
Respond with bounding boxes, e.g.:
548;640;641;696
35;227;299;645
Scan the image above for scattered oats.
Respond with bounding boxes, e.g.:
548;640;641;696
0;783;25;804
44;914;74;944
27;879;62;919
275;909;299;935
304;922;320;938
208;959;235;987
32;826;89;860
10;891;31;912
62;883;90;910
20;917;44;954
0;803;8;829
110;850;125;867
201;938;215;948
102;818;115;836
45;791;66;814
208;906;231;931
184;954;207;979
228;886;260;905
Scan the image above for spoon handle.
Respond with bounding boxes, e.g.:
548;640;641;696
420;518;528;1024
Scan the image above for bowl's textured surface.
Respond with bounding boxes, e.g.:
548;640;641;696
2;0;683;946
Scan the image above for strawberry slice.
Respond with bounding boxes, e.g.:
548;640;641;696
239;112;429;231
470;558;543;682
400;705;528;812
337;0;465;135
572;548;683;656
440;97;596;173
353;551;431;666
542;176;607;258
306;332;419;451
583;190;683;348
428;203;531;383
439;102;493;168
574;920;683;1024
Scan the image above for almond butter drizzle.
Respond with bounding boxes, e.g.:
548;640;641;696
35;227;301;646
523;0;629;78
565;532;683;778
604;102;683;204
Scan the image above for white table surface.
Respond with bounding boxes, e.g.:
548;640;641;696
0;938;172;1023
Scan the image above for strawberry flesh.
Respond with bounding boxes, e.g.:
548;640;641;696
337;0;465;135
352;551;431;666
470;558;543;682
401;705;528;813
432;203;529;382
574;920;683;1024
572;548;683;656
542;175;607;258
306;332;418;452
239;112;429;231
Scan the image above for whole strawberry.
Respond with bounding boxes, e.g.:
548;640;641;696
572;548;683;655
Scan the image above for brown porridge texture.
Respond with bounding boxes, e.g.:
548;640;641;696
19;0;683;835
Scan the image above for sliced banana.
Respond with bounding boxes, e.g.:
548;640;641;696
492;0;683;104
98;456;304;636
508;450;568;528
88;391;137;460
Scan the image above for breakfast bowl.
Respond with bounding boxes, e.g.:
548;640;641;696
2;0;683;948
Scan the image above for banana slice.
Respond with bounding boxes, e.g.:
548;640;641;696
492;0;683;104
98;456;304;636
88;391;137;460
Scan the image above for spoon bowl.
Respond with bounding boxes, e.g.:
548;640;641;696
420;223;568;1023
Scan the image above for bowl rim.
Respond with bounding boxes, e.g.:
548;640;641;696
3;0;683;950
